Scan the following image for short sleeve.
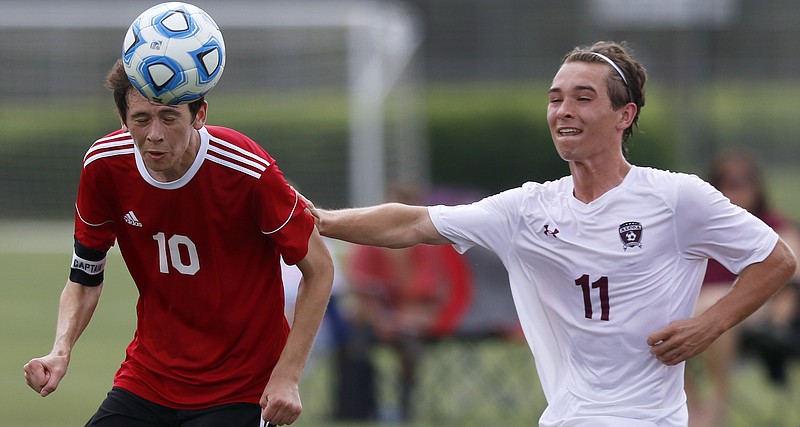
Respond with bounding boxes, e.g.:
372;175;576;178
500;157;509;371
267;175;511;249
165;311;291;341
676;174;778;274
74;161;117;252
253;163;314;265
429;187;524;256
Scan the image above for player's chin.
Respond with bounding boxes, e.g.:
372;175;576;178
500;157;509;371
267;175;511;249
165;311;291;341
552;143;578;162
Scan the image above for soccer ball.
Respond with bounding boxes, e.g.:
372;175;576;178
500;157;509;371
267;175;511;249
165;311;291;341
122;2;225;105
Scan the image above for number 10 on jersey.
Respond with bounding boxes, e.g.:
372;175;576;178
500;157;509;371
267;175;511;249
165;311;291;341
153;232;200;275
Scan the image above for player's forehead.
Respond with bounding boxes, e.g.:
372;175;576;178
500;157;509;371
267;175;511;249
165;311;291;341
549;61;610;94
126;89;189;116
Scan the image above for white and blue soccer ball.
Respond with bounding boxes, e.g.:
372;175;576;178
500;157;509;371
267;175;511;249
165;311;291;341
122;2;225;105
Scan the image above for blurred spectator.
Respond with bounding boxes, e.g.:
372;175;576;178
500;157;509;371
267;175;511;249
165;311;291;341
687;149;800;427
339;183;473;422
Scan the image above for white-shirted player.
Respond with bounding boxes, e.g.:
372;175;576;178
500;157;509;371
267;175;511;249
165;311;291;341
303;41;797;426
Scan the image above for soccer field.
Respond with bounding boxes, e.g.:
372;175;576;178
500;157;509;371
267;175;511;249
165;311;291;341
2;221;799;427
0;222;137;427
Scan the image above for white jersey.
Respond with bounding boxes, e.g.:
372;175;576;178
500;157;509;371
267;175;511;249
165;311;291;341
428;166;778;427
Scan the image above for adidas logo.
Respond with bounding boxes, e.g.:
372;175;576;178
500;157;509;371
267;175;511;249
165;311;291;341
124;211;143;227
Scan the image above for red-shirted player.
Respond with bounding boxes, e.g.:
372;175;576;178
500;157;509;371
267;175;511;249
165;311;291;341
23;59;334;427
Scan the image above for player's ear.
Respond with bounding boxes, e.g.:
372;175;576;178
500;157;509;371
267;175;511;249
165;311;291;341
119;116;128;131
192;101;208;130
618;102;637;130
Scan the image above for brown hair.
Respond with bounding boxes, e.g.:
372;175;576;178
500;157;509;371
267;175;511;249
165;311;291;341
562;41;647;151
104;59;205;123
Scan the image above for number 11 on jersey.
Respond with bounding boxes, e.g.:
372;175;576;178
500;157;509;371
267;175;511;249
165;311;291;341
575;274;610;321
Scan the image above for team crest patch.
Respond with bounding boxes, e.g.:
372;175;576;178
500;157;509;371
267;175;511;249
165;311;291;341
618;221;643;250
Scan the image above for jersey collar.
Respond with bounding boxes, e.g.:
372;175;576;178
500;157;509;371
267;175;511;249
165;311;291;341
134;127;210;190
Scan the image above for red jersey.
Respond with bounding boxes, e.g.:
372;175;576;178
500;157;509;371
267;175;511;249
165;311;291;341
74;125;314;409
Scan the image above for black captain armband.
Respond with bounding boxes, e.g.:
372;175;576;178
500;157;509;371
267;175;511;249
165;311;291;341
70;238;107;287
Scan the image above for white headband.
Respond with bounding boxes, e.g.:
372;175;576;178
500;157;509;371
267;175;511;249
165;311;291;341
589;52;628;85
588;52;633;101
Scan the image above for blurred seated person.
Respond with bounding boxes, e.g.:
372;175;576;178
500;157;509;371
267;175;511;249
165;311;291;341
343;183;473;421
687;149;800;427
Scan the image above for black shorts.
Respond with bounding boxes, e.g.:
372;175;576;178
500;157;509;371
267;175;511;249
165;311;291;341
85;387;263;427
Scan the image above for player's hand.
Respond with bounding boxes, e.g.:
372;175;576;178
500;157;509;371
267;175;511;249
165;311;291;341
293;187;321;226
259;375;302;425
23;353;70;397
647;317;722;366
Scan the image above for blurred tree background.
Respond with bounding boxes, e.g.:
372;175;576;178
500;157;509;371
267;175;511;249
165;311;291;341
1;0;799;219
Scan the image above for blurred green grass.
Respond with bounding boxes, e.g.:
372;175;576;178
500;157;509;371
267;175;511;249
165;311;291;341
0;239;542;426
1;245;136;426
2;222;799;427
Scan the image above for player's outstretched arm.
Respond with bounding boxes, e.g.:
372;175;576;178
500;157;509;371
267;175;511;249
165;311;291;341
260;228;334;425
648;238;797;366
314;203;451;249
24;280;103;396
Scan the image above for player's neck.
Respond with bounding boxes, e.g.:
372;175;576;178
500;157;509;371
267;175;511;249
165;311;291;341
569;157;632;204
